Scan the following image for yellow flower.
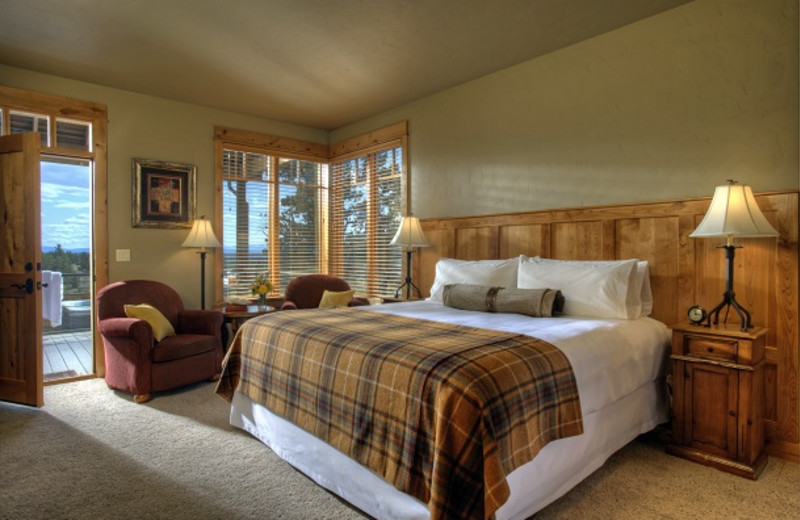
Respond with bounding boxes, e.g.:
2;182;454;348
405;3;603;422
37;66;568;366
250;273;273;296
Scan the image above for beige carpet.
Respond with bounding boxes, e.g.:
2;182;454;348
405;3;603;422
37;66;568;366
1;379;797;520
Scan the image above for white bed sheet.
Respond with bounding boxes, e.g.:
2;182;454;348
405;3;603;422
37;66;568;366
367;300;671;416
228;301;671;519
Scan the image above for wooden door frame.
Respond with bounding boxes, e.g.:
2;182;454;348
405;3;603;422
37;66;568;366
0;85;108;379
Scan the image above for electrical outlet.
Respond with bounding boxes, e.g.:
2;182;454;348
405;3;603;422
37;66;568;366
115;249;131;262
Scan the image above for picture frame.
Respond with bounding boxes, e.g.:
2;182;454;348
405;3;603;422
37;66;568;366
131;158;196;228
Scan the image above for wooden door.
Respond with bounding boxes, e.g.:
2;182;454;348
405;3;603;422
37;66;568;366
0;132;43;406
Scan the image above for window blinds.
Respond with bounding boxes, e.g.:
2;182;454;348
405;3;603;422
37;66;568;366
329;145;403;297
217;122;406;301
220;148;327;298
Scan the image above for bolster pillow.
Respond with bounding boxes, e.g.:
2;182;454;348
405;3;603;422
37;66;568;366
442;284;564;317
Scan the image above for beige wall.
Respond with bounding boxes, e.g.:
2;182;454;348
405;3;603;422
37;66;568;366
1;64;326;309
332;0;799;219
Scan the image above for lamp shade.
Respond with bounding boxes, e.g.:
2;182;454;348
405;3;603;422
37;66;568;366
181;217;222;250
389;216;430;248
689;181;779;240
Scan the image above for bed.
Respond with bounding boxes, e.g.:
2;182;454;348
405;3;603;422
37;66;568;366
217;255;673;519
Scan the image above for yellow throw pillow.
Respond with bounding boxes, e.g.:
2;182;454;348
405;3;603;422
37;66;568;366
124;303;176;341
318;289;355;309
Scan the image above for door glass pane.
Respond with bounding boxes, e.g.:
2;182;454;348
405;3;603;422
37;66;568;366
41;157;93;381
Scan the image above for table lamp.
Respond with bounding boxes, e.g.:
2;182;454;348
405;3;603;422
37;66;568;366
689;180;779;330
389;216;430;299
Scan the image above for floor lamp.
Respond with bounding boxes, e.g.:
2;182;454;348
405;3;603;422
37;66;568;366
390;216;430;299
689;180;779;330
182;216;221;310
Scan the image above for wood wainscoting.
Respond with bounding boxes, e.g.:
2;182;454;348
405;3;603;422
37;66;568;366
415;190;799;462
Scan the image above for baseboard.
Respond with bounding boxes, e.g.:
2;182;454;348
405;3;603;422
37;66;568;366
765;438;800;463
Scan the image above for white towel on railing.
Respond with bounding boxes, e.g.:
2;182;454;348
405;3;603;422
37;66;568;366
42;270;63;327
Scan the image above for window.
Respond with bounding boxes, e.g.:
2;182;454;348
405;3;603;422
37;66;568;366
215;122;407;300
9;109;50;147
55;118;92;151
329;142;405;296
3;107;93;152
216;129;329;299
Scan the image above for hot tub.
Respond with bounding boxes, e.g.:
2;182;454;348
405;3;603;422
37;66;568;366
62;300;91;330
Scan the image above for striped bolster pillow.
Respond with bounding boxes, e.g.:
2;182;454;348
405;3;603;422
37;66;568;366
442;284;564;317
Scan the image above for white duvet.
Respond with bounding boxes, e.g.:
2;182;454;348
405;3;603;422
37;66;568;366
229;300;672;520
366;300;671;415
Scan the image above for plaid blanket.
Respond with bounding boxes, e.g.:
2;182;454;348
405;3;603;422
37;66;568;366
216;308;583;520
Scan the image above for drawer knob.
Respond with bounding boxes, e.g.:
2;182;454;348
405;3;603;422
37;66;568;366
707;347;714;353
729;411;736;416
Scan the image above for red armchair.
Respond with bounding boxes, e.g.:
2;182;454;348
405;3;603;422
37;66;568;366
96;280;224;403
280;274;368;310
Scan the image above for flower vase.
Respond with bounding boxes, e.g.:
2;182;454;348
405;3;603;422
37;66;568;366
257;294;268;308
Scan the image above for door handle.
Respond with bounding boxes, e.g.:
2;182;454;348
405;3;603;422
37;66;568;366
10;278;34;294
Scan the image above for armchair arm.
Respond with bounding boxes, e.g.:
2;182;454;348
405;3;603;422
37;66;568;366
280;301;299;311
349;297;370;307
97;317;154;345
178;309;223;336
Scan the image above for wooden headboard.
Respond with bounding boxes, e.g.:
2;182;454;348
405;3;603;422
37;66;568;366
415;190;798;462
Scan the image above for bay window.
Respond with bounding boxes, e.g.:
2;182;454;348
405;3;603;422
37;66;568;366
215;122;407;300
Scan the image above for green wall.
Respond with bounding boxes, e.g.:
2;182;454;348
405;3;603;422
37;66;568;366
1;64;326;309
2;0;797;306
332;0;799;218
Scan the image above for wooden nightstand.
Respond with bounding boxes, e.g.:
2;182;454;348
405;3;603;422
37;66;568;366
380;297;423;304
219;304;277;348
667;322;768;479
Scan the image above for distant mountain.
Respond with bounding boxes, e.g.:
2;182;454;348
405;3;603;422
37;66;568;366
43;246;91;253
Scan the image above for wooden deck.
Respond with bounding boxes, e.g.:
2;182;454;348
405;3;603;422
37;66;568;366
43;330;93;382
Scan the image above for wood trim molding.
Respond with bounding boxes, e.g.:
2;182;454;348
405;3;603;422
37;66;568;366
214;126;329;161
415;190;799;461
329;121;407;160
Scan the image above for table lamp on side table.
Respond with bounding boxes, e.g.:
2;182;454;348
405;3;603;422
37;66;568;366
689;180;779;330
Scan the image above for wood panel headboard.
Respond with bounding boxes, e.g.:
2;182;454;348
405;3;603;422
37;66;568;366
415;191;798;462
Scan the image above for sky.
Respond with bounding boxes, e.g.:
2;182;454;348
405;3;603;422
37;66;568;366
40;159;91;251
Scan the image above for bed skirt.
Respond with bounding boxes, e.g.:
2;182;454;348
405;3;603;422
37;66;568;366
229;378;668;520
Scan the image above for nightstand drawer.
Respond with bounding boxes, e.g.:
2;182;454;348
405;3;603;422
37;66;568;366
685;335;737;362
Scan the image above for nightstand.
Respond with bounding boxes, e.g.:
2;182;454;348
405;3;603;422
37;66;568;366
380;297;423;304
219;304;277;348
667;322;768;479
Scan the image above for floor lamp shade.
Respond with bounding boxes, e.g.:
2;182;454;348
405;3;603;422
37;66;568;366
182;216;221;309
390;216;430;299
690;181;778;330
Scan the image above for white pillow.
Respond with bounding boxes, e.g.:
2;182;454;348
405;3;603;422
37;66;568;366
428;257;519;303
517;256;639;319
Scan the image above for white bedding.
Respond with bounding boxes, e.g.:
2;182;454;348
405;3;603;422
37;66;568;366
228;300;671;519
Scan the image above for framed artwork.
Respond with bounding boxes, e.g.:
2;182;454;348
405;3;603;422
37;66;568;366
132;158;196;228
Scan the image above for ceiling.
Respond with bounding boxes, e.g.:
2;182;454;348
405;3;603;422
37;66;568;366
0;0;693;130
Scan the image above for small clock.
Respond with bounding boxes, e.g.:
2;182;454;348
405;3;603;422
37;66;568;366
688;305;707;325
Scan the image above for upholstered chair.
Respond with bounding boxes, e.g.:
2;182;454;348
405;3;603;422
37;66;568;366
96;280;224;403
280;274;369;310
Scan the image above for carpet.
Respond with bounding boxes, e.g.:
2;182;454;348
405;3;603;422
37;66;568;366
0;379;797;520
